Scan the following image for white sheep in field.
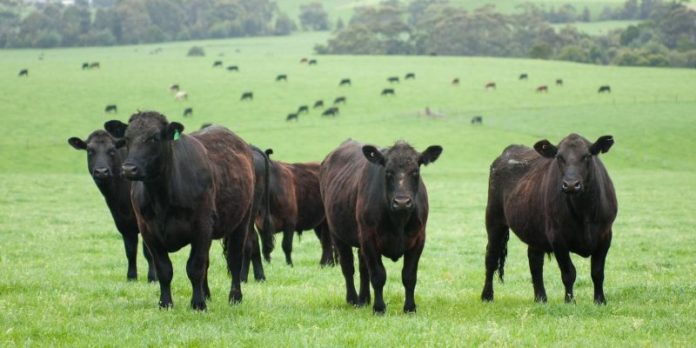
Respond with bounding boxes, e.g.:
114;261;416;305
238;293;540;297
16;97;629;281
175;91;188;101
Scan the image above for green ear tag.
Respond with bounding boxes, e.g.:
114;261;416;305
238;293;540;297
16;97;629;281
173;129;180;140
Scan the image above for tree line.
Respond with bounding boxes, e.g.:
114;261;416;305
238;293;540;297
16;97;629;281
315;0;696;68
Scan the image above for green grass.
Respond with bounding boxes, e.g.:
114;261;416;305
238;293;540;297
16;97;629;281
1;33;696;346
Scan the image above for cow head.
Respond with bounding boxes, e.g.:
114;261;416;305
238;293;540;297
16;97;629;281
362;141;442;212
105;111;183;182
68;130;126;182
535;134;614;194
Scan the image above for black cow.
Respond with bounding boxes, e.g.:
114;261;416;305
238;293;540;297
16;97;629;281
381;88;395;96
405;73;416;80
18;69;28;77
308;59;317;65
320;140;442;313
452;78;460;86
240;145;271;282
536;85;548;93
286;113;298;121
598;85;611;93
471;115;483;124
485;82;496;90
334;96;346;104
241;92;253;101
68;130;156;282
313;100;324;109
105;112;257;310
297;105;309;114
387;76;400;84
519;73;528;80
276;74;288;82
183;107;193;117
339;78;351;86
322;107;339;117
105;105;118;113
82;62;90;70
300;58;308;63
227;65;239;72
481;134;617;304
213;61;223;67
556;79;564;86
169;84;180;93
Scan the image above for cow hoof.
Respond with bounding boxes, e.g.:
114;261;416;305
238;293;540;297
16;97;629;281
404;304;416;313
481;290;494;302
254;276;266;283
594;296;607;305
373;305;386;315
159;301;173;309
229;291;243;305
127;275;137;282
191;300;207;311
534;295;548;303
564;295;576;304
147;276;158;283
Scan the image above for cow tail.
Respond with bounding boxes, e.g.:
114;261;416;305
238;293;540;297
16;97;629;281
497;230;509;282
259;149;275;262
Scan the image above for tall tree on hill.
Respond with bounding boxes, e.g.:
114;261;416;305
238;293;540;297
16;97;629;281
299;2;329;31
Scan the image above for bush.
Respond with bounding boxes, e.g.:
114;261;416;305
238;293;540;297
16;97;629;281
274;13;297;36
79;29;116;46
34;31;62;48
187;46;205;57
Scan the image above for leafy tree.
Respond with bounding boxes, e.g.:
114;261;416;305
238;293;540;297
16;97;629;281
274;13;297;35
299;2;329;31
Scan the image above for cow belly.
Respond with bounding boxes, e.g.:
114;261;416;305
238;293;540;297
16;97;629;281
145;217;199;252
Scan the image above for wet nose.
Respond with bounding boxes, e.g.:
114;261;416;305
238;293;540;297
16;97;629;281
392;197;413;209
92;167;110;178
561;180;582;193
122;163;139;178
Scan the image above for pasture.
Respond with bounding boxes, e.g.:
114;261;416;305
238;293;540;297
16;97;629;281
1;32;695;345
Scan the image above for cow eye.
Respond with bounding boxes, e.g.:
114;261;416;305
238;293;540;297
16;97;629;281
87;149;95;156
108;149;116;157
583;154;590;162
556;155;565;163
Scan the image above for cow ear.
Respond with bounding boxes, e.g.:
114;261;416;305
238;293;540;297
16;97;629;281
104;120;128;138
534;139;557;158
68;137;87;150
419;145;443;166
362;145;385;166
590;135;614;155
167;122;184;140
115;139;126;149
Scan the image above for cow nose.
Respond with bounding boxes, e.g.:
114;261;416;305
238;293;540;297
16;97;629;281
122;163;139;177
92;167;110;178
392;197;413;209
561;180;582;193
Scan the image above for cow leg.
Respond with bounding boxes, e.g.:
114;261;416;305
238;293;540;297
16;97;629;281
250;230;266;281
203;258;211;300
142;241;158;282
591;236;611;305
357;251;370;306
402;242;424;313
481;221;509;302
187;239;212;311
335;240;358;306
240;230;254;283
362;243;387;314
316;223;336;267
225;215;250;304
282;228;294;266
554;248;577;303
148;245;174;309
528;247;547;303
122;232;138;281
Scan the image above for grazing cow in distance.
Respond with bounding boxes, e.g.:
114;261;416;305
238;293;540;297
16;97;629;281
536;85;548;93
556;79;563;86
339;78;351;86
334;96;346;104
90;62;100;69
82;62;90;70
471;115;483;124
519;73;528;80
481;134;617;304
105;112;257;310
381;88;395;96
322;107;339;117
598;85;611;93
320;140;443;313
308;59;317;65
297;105;309;114
276;74;288;82
104;104;118;113
313;100;324;109
300;58;308;63
405;73;416;80
18;69;28;77
169;84;180;93
452;78;460;86
286;113;298;121
213;60;223;67
67;130;157;282
241;92;253;101
485;82;496;90
183;107;193;117
388;76;400;84
175;91;188;101
227;65;239;72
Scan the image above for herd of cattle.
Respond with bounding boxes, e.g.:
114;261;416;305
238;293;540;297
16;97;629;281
68;107;617;313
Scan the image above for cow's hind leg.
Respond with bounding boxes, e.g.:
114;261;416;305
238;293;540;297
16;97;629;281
357;251;370;306
122;232;138;281
187;238;212;310
335;239;358;306
142;240;158;282
528;247;547;303
481;221;509;302
250;230;266;281
282;228;294;266
316;222;336;267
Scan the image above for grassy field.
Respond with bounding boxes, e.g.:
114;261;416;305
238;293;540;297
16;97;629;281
1;33;695;346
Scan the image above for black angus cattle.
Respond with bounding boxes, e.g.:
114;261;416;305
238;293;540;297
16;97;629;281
300;58;308;63
598;85;611;93
322;107;339;117
276;74;288;82
536;85;548;93
286;113;298;121
82;62;90;70
240;145;271;282
452;78;460;86
556;79;564;86
213;60;223;67
471;115;483;124
481;134;617;304
183;107;193;117
405;73;416;80
308;59;317;65
519;73;528;80
68;130;157;282
105;105;118;113
381;88;395;96
169;84;180;93
297;105;309;114
485;82;496;90
334;96;346;104
339;78;352;86
241;92;253;101
18;69;28;77
251;151;335;267
313;100;324;109
320;140;443;313
387;76;400;84
90;62;100;69
105;112;257;310
227;65;239;72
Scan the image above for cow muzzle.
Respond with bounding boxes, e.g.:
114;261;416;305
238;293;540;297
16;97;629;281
561;179;583;194
392;196;413;211
121;163;143;180
92;167;111;179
